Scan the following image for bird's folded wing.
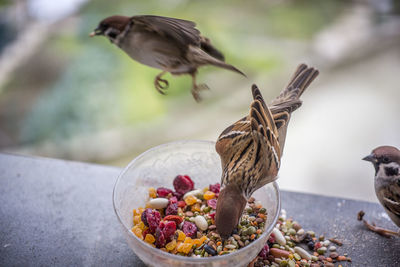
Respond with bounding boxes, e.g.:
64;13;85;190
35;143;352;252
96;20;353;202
131;15;201;48
383;197;400;216
246;85;280;195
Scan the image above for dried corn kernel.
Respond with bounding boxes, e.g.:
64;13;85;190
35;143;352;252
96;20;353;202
144;234;155;244
177;243;193;254
176;230;186;241
133;215;141;225
148;187;157;198
203;191;215;200
166;239;177;251
132;226;143;240
184;195;198;206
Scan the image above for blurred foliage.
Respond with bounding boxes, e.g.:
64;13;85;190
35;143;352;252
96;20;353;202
9;0;347;145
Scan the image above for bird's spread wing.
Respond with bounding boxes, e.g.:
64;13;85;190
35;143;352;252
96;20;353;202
131;15;201;49
215;85;280;198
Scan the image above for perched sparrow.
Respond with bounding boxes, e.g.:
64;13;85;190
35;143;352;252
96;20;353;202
215;64;319;237
359;146;400;237
90;15;245;102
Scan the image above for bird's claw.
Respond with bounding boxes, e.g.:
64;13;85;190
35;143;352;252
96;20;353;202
155;77;169;95
357;210;400;238
191;83;209;102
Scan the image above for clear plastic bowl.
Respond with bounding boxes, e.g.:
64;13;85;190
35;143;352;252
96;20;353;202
113;140;281;267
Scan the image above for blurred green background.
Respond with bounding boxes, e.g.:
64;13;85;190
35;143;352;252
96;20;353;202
0;0;399;201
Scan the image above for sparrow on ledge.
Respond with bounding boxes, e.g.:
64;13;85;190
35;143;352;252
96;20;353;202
90;15;245;102
215;64;319;237
359;146;400;237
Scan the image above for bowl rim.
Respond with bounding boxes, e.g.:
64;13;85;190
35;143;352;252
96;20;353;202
112;139;281;263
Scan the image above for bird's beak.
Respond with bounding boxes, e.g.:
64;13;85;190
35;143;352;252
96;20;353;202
89;28;103;37
362;154;376;163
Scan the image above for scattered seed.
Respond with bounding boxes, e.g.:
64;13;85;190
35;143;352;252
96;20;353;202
294;246;312;260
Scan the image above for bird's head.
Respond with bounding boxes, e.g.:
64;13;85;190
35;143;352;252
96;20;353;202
215;183;247;238
90;15;131;42
363;146;400;177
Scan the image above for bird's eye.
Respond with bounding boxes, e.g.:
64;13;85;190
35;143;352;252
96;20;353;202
382;157;390;163
108;31;117;39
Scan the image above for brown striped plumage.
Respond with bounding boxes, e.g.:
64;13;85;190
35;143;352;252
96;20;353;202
361;146;400;237
215;64;319;237
90;15;245;102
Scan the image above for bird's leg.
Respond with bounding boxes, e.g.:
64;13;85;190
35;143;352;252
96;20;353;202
190;72;209;102
154;71;169;95
357;210;400;238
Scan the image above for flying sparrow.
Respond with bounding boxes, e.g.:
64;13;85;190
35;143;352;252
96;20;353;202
215;64;319;237
359;146;400;237
90;15;245;102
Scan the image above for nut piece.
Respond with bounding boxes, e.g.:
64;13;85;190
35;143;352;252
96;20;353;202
147;198;169;209
194;215;208;231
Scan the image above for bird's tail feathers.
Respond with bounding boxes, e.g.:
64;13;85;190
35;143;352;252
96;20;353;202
188;45;246;77
271;64;319;106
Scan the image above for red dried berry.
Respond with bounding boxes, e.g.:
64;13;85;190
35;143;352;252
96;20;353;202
177;201;186;208
173;175;194;195
164;215;183;226
141;208;153;226
165;203;178;216
145;209;161;233
182;221;197;237
207;199;217;209
268;234;275;244
258;245;269;259
209;183;220;194
158;221;165;230
162;221;176;241
169;196;178;204
155;228;166;248
172;191;183;200
156;187;173;198
209;212;216;219
142;228;150;238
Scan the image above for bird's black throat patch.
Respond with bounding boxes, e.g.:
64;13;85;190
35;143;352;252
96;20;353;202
384;166;399;177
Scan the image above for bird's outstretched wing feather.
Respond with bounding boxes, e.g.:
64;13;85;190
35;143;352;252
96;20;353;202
131;15;201;49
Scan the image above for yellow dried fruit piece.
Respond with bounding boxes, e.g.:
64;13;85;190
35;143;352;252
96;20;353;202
176;230;186;241
192;239;201;247
203;191;216;200
133;215;141;225
202;187;209;192
133;209;140;216
184;237;193;244
166;239;177;251
177;243;193;254
132;226;143;240
148;187;157;198
191;203;201;212
144;234;155;244
184;195;198;206
133;207;145;216
199;235;207;244
137;221;147;231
